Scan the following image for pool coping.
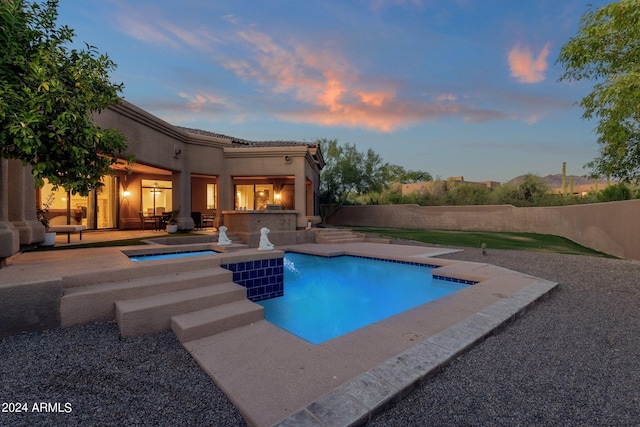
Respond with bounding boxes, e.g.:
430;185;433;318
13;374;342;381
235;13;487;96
180;242;558;427
274;279;557;427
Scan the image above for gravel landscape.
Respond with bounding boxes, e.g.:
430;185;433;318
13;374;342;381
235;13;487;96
367;246;640;426
2;246;639;426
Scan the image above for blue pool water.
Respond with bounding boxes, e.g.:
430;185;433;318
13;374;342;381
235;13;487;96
129;250;216;262
257;252;469;344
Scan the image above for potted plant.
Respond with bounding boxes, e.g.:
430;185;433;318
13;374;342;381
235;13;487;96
37;192;56;246
166;209;179;233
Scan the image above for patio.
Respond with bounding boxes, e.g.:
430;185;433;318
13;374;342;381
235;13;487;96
0;233;559;426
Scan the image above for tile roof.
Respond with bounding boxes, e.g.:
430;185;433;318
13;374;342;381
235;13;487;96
178;126;316;148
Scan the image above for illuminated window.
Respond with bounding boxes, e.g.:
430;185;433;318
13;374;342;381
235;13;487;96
206;183;216;210
234;184;273;210
141;179;172;215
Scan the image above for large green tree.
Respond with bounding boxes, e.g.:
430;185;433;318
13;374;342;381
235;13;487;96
386;164;432;184
557;0;640;182
0;0;128;195
319;138;390;219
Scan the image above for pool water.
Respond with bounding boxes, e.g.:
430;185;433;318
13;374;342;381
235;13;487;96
129;250;216;262
257;252;469;344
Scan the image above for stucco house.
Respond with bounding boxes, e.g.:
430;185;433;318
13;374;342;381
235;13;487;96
0;100;324;262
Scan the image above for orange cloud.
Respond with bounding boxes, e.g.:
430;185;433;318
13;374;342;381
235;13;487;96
508;43;550;84
225;29;424;131
357;91;393;107
115;5;513;131
178;92;235;113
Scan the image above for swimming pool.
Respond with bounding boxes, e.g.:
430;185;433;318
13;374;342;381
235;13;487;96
257;252;470;344
128;250;217;262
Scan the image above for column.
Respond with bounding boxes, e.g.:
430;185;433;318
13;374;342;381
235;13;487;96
216;172;233;229
0;159;20;261
294;171;307;228
172;170;194;230
8;161;44;245
24;166;45;243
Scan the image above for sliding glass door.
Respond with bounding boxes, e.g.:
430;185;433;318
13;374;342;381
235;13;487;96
39;175;119;229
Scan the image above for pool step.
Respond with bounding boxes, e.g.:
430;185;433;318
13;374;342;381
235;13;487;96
171;300;264;343
116;282;246;337
315;229;366;244
61;267;233;327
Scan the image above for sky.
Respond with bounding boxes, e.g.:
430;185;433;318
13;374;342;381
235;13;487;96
57;0;612;183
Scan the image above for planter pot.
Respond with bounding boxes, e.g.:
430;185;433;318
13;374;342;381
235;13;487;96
40;232;56;247
166;224;178;233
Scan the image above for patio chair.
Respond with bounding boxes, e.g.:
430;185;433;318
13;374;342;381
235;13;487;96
202;212;215;229
139;211;158;231
191;212;202;230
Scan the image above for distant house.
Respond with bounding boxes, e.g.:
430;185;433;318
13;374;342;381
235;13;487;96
547;179;612;196
402;176;500;196
1;100;324;260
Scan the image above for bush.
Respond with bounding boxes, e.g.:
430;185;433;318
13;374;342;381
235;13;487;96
597;183;632;202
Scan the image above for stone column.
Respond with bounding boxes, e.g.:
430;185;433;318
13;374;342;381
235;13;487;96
0;159;20;262
172;170;194;230
24;166;45;243
8;160;44;245
216;172;233;229
294;170;307;228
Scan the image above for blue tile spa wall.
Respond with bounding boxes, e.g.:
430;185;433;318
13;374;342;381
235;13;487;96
221;257;284;302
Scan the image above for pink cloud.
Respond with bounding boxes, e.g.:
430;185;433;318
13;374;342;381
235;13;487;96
114;5;516;132
508;43;550;84
116;14;180;48
178;92;235;113
225;29;458;131
114;3;220;51
357;91;394;107
524;111;548;125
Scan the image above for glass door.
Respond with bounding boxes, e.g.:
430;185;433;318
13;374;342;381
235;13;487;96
39;176;119;229
94;176;118;229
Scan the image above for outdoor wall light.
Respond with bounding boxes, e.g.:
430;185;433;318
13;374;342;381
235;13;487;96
122;190;131;198
274;193;281;201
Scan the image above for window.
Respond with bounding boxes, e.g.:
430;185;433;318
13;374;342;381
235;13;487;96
206;183;216;210
141;179;172;215
234;184;274;210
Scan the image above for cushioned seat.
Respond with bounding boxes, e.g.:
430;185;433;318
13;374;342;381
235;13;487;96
48;225;87;243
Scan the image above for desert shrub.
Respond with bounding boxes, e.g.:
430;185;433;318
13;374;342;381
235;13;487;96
597;183;632;202
445;184;491;205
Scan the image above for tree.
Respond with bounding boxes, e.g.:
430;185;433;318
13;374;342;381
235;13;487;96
318;138;390;219
557;1;640;182
446;183;490;206
386;164;432;184
0;0;129;195
597;183;632;202
490;174;549;207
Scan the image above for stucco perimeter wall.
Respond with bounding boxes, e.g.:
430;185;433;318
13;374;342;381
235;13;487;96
327;200;640;260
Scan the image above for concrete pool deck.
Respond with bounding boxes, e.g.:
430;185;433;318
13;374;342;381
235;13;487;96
181;242;557;426
1;239;558;426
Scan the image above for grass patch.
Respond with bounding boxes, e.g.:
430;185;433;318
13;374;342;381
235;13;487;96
352;227;612;257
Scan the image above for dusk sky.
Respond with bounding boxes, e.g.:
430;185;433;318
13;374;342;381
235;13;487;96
57;0;611;183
